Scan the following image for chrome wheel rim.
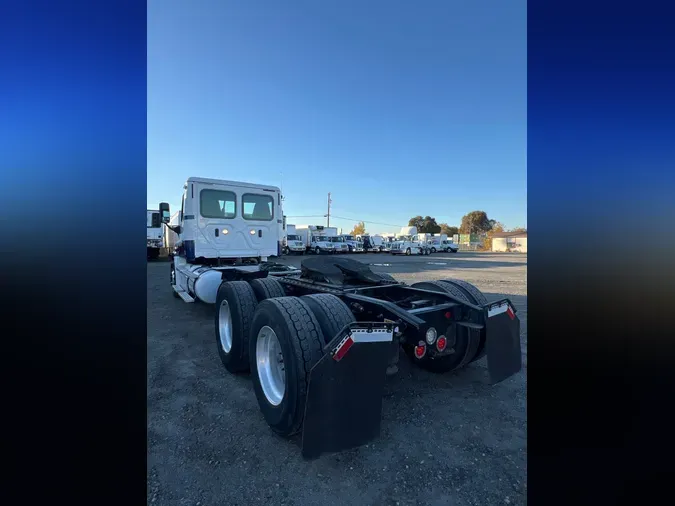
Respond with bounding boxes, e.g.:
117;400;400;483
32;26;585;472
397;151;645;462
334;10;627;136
256;325;285;406
218;300;233;353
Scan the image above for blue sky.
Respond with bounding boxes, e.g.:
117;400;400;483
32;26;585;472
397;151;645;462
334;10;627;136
148;0;526;234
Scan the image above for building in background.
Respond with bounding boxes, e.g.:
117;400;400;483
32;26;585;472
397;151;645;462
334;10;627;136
491;231;527;253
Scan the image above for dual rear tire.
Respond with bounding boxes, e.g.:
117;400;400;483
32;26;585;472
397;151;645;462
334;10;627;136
215;283;355;437
407;279;488;373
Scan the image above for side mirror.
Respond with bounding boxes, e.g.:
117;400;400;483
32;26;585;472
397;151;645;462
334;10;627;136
159;202;170;224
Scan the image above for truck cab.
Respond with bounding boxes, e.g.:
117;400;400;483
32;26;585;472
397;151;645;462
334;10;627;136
340;234;363;253
283;224;306;255
173;177;282;263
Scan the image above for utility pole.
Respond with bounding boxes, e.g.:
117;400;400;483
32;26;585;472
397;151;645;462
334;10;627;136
327;192;332;227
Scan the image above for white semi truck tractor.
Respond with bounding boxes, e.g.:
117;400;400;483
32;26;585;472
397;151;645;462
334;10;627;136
156;176;523;460
390;226;430;256
162;177;299;303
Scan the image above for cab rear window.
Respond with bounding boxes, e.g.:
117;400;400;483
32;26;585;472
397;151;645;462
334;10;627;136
242;193;274;221
200;189;236;219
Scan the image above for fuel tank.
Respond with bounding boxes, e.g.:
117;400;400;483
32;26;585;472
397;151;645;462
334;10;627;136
176;263;224;304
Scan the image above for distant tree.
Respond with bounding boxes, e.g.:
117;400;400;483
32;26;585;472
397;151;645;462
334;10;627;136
460;211;493;234
408;215;441;234
491;222;505;233
509;226;527;233
439;223;459;237
350;221;366;236
408;215;424;229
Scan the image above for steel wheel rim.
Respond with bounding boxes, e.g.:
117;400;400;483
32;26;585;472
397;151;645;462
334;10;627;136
256;325;285;406
218;300;233;353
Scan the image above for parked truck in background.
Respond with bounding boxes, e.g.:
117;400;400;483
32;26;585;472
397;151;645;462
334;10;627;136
324;227;349;254
357;234;386;252
330;235;350;253
340;234;363;253
283;224;306;255
426;234;459;253
147;209;167;260
390;226;430;256
296;225;336;254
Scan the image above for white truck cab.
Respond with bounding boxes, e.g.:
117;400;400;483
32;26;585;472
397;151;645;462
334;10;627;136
174;177;282;262
340;234;363;253
390;227;429;256
330;235;350;253
162;177;291;303
283;224;306;254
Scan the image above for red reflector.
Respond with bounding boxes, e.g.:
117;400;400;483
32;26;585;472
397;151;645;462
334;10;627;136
436;336;447;351
333;336;354;362
414;345;426;358
506;306;515;320
444;311;452;319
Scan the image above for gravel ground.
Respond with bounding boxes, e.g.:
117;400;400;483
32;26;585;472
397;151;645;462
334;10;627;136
147;252;527;506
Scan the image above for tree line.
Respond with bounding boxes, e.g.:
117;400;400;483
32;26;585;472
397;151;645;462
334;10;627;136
347;211;525;237
407;211;525;236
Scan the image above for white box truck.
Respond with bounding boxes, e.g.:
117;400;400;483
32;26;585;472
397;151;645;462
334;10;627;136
283;224;306;255
296;225;336;254
147;209;167;260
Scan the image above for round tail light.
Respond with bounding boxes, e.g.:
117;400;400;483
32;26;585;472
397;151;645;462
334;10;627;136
414;344;426;359
436;336;447;351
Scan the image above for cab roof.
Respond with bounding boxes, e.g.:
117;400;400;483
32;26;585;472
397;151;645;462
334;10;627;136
185;177;280;193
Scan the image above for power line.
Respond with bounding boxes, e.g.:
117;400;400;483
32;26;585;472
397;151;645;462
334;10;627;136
330;215;404;228
286;214;404;228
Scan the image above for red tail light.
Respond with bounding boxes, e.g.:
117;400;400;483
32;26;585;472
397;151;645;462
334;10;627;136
444;311;452;319
414;344;426;359
436;336;447;351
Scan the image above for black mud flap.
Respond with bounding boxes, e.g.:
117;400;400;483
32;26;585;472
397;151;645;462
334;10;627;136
301;324;394;460
485;299;522;384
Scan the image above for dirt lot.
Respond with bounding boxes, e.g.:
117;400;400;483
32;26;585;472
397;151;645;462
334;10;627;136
147;252;527;506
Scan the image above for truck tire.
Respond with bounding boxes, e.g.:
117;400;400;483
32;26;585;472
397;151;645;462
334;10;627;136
215;281;258;373
438;279;489;362
405;281;481;373
249;297;325;437
250;277;286;302
300;294;355;345
314;246;321;255
405;247;411;256
431;247;437;253
282;246;289;255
